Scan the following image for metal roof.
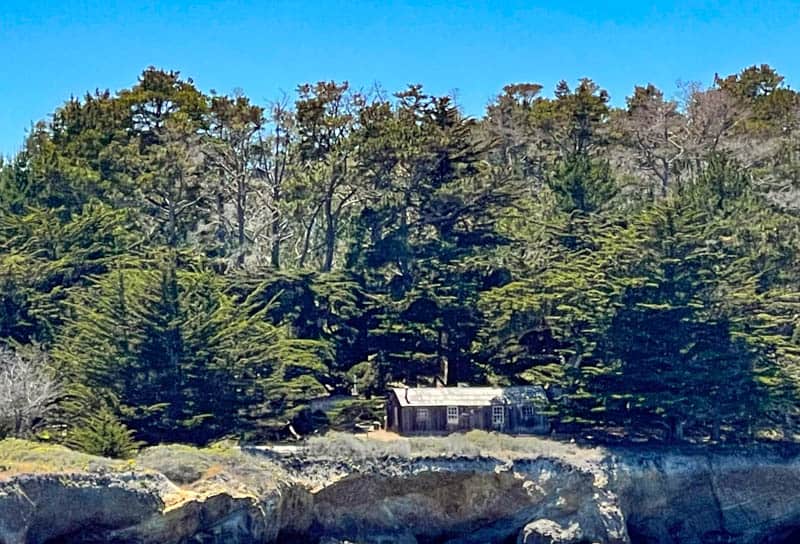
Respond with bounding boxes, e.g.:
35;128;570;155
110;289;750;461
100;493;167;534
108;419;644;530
390;386;548;408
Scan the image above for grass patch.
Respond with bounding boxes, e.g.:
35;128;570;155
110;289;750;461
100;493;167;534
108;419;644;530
0;438;285;493
304;430;605;465
306;431;412;458
136;442;284;491
0;438;129;477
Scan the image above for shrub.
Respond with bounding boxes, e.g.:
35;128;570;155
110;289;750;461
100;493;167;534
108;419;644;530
67;407;141;459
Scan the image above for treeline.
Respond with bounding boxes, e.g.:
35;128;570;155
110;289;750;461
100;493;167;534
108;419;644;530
1;65;799;451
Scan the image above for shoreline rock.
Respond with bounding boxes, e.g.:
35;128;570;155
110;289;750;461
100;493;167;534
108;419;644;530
2;438;800;543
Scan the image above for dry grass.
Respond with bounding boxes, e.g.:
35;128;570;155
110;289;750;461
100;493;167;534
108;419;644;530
364;429;403;442
0;438;128;479
304;430;606;466
0;438;286;518
201;463;225;480
0;438;284;494
137;442;284;493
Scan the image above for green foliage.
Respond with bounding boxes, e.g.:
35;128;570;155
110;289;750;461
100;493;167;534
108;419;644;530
351;86;512;386
585;200;776;438
716;64;800;133
1;66;800;445
0;202;136;342
67;406;140;459
547;153;618;215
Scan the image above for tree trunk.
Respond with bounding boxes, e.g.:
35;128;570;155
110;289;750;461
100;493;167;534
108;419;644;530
215;192;226;244
167;199;177;247
298;222;314;268
270;180;281;268
322;197;335;272
236;183;246;267
270;214;281;269
438;328;449;385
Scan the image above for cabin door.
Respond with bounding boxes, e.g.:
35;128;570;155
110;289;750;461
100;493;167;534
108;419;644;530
464;408;479;430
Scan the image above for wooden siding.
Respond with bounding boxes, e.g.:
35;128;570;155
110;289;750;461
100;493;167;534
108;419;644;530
386;390;550;435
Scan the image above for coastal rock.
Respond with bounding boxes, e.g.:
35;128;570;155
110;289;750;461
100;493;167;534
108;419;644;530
3;438;800;543
517;519;583;544
611;450;800;544
0;473;168;544
289;456;626;544
0;472;294;544
0;441;310;544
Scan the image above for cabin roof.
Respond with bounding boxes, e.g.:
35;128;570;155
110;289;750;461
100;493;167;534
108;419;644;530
390;386;547;408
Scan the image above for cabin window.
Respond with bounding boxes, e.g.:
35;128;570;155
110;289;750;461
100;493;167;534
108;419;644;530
416;408;429;424
492;405;505;427
521;404;534;419
447;406;459;424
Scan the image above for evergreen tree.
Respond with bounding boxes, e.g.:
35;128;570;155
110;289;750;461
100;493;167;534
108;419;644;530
351;86;513;385
1;67;799;445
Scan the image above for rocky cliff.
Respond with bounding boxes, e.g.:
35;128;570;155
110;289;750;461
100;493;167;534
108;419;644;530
1;435;799;544
611;450;800;544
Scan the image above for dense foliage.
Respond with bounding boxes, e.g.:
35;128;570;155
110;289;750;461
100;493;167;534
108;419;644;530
2;65;800;449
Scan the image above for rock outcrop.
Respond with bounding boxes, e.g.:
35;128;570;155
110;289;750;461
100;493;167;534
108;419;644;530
2;437;800;543
291;456;626;544
0;440;310;544
0;471;308;544
611;450;800;544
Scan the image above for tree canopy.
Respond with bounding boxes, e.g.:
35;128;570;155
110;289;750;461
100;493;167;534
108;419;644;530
2;65;799;449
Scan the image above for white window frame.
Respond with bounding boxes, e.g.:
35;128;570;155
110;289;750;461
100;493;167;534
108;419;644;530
492;405;505;427
447;406;459;425
416;408;429;424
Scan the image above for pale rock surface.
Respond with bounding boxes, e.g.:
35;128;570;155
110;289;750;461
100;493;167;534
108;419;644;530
3;439;800;543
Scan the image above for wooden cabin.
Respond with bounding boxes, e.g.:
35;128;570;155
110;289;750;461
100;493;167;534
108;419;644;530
386;386;550;435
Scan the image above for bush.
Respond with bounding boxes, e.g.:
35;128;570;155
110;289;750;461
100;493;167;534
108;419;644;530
136;444;217;484
303;430;595;463
326;398;384;429
67;407;141;459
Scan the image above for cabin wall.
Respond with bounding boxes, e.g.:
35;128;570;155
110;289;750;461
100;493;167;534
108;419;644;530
386;394;399;432
508;404;550;434
398;406;448;434
395;405;497;435
388;401;550;435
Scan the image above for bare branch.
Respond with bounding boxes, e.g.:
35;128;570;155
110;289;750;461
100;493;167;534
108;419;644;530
0;346;62;438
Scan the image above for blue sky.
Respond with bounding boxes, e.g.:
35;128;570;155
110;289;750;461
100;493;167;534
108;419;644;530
2;0;799;157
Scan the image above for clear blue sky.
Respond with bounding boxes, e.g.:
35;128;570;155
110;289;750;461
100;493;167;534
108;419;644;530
2;0;799;157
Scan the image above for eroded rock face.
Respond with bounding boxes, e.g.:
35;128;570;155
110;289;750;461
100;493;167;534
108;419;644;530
0;473;167;544
2;441;800;544
517;519;583;544
0;470;308;544
271;455;627;544
611;451;800;544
